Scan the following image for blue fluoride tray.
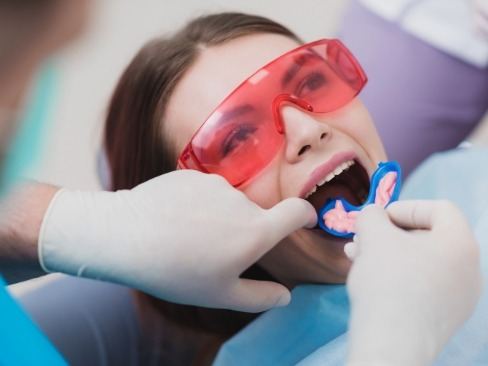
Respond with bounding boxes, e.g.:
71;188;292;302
317;161;402;238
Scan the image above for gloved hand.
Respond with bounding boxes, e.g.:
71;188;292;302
39;170;316;312
346;200;482;366
473;0;488;39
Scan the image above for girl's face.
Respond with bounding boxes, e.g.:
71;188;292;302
165;33;386;286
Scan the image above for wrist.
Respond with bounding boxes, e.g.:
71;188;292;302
347;302;439;366
38;188;131;282
0;181;59;282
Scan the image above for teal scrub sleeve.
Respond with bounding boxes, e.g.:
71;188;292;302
0;276;67;366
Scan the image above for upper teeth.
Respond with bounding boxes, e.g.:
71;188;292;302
305;160;355;199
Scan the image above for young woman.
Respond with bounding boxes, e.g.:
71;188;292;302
14;11;479;366
103;12;387;364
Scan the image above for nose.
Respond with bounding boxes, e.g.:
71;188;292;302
281;105;331;163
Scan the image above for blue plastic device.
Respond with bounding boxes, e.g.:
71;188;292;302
317;161;402;238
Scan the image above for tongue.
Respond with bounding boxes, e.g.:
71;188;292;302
323;200;359;233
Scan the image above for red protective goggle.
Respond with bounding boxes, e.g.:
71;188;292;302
177;39;367;187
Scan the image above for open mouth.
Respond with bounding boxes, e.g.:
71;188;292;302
304;159;371;216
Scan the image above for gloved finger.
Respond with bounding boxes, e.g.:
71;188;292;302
225;279;291;312
387;200;460;232
354;204;393;245
344;241;358;260
260;198;317;254
386;200;437;230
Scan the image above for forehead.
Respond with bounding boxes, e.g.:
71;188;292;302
165;33;301;154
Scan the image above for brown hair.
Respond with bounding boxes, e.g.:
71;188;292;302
103;12;301;364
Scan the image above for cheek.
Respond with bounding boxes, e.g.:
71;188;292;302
240;159;282;209
335;102;387;161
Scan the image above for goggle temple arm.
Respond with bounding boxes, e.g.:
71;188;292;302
177;147;208;173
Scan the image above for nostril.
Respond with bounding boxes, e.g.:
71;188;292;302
298;145;311;156
320;132;327;140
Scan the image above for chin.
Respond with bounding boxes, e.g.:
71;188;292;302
284;229;353;286
286;263;350;288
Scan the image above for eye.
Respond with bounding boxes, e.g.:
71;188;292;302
221;124;258;157
295;72;327;97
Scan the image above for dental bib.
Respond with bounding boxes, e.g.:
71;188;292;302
318;161;402;238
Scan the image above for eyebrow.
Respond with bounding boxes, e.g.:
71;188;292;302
281;51;323;88
217;104;255;125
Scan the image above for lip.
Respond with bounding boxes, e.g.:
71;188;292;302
299;151;358;198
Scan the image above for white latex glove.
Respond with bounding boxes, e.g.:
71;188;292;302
38;170;316;312
473;0;488;39
346;200;482;366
